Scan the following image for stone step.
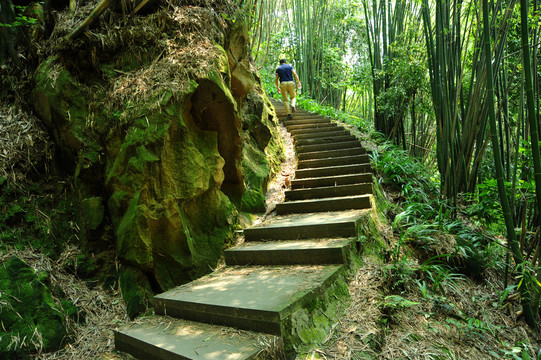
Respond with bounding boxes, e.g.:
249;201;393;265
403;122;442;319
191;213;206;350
298;147;366;161
284;114;328;120
244;211;363;241
291;126;347;137
283;118;331;127
295;135;357;147
224;238;357;265
285;183;372;201
293;129;350;140
154;265;342;336
287;123;338;132
297;154;370;169
275;195;371;214
115;316;263;360
295;163;371;179
291;173;372;189
296;140;362;154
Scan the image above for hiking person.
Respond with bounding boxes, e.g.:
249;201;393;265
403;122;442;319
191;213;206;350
275;59;301;119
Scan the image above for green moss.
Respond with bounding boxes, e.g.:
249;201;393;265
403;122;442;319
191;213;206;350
80;197;105;231
33;57;104;162
0;181;78;257
179;188;238;279
119;265;154;319
241;139;270;212
62;253;97;278
61;299;80;320
356;187;388;256
114;191;153;268
0;257;67;358
281;271;350;353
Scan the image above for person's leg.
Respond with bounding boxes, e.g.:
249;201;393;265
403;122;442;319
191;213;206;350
280;82;291;114
285;82;296;112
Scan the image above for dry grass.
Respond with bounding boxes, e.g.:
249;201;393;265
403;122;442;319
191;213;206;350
0;104;53;185
294;251;540;360
38;0;240;118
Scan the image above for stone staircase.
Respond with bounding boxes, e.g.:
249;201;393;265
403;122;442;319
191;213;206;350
114;98;374;359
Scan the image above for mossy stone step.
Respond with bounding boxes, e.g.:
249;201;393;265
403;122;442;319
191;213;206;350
296;140;363;154
295;135;357;147
243;210;364;241
297;154;370;169
287;123;338;132
295;163;371;179
293;129;350;140
154;265;342;336
291;173;373;189
115;316;263;360
275;195;371;214
285;183;372;201
224;238;357;265
297;147;366;161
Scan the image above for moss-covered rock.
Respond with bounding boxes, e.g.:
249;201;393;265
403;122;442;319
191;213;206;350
33;56;102;168
119;265;154;319
0;256;67;358
241;139;270;212
281;272;350;353
240;91;285;212
29;5;284;318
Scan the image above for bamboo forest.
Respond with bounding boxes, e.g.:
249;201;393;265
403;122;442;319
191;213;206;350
0;0;540;358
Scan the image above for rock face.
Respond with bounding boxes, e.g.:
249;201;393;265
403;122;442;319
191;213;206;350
31;2;283;318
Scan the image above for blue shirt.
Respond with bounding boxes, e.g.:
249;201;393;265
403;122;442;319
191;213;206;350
276;64;294;82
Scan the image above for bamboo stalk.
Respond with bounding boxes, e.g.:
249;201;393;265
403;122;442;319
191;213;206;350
66;0;111;41
483;0;535;328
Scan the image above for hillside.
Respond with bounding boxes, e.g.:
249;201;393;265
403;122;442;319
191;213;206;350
1;0;540;358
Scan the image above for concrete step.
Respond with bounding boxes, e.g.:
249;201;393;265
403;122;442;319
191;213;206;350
284;114;328;120
283;118;331;127
115;316;263;360
295;163;371;179
293;129;350;140
285;183;372;201
276;195;371;214
295;135;357;147
297;154;370;169
224;238;357;265
296;140;362;154
291;173;372;189
244;210;364;241
298;147;366;161
287;123;338;132
291;126;347;137
154;265;342;336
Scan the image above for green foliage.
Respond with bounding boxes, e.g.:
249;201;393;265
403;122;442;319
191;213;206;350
295;95;370;131
0;6;37;28
372;142;438;205
0;181;78;258
383;233;416;294
381;295;419;310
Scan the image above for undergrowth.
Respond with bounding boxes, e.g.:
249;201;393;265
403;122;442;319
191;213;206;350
0;176;78;257
278;93;540;359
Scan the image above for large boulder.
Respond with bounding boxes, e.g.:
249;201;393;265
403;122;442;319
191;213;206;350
31;2;284;317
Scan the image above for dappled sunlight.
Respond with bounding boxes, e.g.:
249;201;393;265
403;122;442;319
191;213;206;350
157;265;340;311
263;210;365;227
